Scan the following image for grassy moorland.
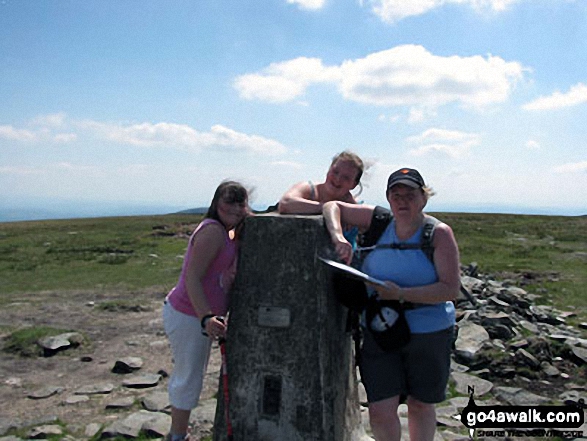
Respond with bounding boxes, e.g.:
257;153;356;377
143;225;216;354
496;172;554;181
0;212;585;319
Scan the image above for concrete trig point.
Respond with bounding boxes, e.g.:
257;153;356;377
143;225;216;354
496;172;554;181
213;214;367;441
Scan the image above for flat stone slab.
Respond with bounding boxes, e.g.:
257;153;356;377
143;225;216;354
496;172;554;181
122;374;161;388
27;386;64;399
74;382;115;395
451;372;493;397
102;410;170;439
142;391;170;412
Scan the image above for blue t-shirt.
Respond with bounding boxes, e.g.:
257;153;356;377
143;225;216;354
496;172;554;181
361;219;455;333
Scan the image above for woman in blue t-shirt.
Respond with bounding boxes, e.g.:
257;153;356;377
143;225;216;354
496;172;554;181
323;168;461;441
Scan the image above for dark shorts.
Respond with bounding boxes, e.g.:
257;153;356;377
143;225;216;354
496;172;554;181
359;326;454;404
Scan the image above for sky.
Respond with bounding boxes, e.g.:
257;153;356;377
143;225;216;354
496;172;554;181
1;0;586;220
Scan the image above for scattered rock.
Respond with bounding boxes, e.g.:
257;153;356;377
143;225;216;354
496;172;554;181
112;356;144;374
27;386;64;400
122;373;161;389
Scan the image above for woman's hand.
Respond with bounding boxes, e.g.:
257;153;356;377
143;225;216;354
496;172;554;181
373;280;401;301
204;315;227;340
333;236;353;265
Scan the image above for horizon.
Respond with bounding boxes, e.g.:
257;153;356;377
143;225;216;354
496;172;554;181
0;195;584;224
1;1;586;215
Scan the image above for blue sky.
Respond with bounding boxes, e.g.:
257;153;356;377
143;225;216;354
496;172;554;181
1;0;586;219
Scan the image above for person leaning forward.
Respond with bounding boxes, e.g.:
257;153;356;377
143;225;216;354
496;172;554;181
323;168;461;441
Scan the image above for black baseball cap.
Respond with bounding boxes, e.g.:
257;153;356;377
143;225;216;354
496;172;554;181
387;168;425;189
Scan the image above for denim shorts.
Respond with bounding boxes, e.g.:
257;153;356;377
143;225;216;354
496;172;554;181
359;326;454;404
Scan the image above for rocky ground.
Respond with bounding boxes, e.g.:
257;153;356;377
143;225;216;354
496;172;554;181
0;271;586;440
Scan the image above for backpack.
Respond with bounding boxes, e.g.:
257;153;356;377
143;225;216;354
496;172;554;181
332;205;474;312
331;206;440;314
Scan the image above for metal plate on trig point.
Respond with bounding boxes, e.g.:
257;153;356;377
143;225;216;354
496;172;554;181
257;306;291;328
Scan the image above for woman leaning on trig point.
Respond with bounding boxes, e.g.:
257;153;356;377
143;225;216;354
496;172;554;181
162;181;251;441
323;168;461;441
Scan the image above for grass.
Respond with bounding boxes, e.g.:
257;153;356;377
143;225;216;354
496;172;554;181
0;214;202;301
434;212;587;317
0;211;585;320
3;326;79;357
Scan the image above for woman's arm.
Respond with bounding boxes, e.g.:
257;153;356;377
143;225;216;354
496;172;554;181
323;201;374;264
373;222;461;303
184;223;228;336
278;181;323;214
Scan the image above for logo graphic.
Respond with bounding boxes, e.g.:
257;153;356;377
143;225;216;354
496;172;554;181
456;386;585;439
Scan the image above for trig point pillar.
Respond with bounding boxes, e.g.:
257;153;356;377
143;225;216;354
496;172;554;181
213;214;366;441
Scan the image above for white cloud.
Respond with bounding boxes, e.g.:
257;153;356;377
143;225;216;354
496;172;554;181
0;165;43;175
234;45;525;112
554;161;587;173
368;0;521;24
32;112;67;128
53;133;78;143
525;139;540;150
407;128;481;158
81;120;288;155
234;57;339;103
522;83;587;111
0;125;37;142
270;160;304;169
287;0;326;10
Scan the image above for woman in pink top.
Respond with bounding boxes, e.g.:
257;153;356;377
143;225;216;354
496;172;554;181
163;181;250;441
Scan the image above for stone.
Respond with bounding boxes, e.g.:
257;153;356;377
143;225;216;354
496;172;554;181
142;391;170;412
37;332;84;356
74;382;115;395
112;356;144;374
27;385;64;399
63;394;90;405
540;361;560;377
492;387;550;406
454;321;490;361
122;373;161;388
569;345;587;365
102;410;170;439
514;348;540;369
451;372;493;397
28;424;63;439
106;396;136;409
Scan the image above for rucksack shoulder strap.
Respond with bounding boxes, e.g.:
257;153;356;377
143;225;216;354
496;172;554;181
420;215;440;262
360;206;392;248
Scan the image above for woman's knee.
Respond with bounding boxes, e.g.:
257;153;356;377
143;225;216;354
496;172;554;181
407;397;435;416
369;397;400;423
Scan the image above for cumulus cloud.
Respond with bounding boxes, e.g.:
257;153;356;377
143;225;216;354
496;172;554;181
1;114;289;156
234;45;525;112
554;161;587;173
0;125;37;142
81;120;288;155
287;0;326;10
522;83;587;111
368;0;520;24
406;128;481;158
234;57;340;103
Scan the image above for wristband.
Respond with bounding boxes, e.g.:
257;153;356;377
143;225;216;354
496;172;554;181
200;313;215;336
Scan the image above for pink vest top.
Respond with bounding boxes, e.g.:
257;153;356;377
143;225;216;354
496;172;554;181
166;218;237;318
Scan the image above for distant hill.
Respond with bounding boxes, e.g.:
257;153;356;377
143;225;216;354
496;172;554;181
175;207;209;215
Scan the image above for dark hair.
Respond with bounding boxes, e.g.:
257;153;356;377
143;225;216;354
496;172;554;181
206;181;248;225
331;150;364;186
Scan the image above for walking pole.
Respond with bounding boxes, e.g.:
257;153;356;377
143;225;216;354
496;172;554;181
219;338;234;441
